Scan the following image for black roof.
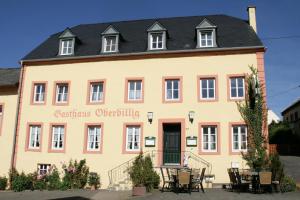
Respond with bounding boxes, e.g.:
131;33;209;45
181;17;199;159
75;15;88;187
0;68;20;87
282;98;300;115
22;14;263;61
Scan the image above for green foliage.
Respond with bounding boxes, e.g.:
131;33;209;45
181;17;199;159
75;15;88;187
128;154;160;192
268;153;284;181
269;121;300;144
46;166;61;190
8;167;19;189
61;159;89;189
280;175;296;192
34;178;47;191
0;176;7;190
237;66;268;171
11;172;33;192
88;172;100;189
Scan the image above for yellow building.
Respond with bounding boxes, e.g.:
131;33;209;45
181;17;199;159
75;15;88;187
1;6;268;189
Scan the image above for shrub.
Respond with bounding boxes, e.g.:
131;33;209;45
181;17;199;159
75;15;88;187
268;153;285;181
12;172;33;192
62;159;89;189
128;154;160;192
34;178;47;191
88;172;100;189
47;167;61;190
0;176;7;190
8;168;19;189
280;175;296;193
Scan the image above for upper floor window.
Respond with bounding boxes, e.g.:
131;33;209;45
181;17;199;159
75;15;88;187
33;83;46;104
295;112;299;121
126;79;143;102
28;125;41;149
103;36;118;53
60;39;74;55
232;125;247;152
58;28;76;56
55;83;69;104
200;78;216;100
101;25;119;53
89;82;104;103
147;21;167;50
229;77;245;99
50;125;65;151
164;78;182;102
196;18;217;48
126;125;141;152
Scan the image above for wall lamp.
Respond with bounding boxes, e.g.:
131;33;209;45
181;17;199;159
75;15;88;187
147;112;153;124
188;111;195;123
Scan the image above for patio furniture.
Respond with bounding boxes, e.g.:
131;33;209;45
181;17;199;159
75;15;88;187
235;169;250;192
259;171;272;193
177;170;192;193
160;167;175;192
191;168;201;191
227;168;238;191
198;168;206;193
272;167;284;192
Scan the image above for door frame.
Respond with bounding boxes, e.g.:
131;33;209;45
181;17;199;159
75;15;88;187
158;118;185;166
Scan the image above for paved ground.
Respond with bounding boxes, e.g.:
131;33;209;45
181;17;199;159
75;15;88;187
280;156;300;183
0;189;299;200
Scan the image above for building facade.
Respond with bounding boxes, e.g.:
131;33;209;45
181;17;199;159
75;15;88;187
0;7;268;189
282;99;300;136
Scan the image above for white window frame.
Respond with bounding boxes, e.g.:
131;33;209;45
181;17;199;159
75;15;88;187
199;31;213;47
38;164;50;175
33;84;45;103
126;126;141;151
128;80;142;101
56;84;68;103
200;78;215;100
232;125;247;152
103;35;117;53
51;126;65;150
201;126;217;152
87;126;101;151
165;79;180;101
230;77;245;99
150;32;164;50
90;82;104;103
60;39;74;55
28;125;41;149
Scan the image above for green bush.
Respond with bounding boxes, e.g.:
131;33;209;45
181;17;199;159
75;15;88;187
0;176;7;190
62;159;89;189
280;175;296;193
12;172;33;192
34;178;47;191
47;167;61;190
128;154;160;192
8;168;19;189
88;172;100;189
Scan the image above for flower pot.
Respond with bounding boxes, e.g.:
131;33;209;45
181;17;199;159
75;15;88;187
91;185;96;190
132;186;146;196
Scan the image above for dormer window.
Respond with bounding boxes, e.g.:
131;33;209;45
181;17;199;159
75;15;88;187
101;25;119;53
147;22;167;50
196;18;217;48
58;28;76;56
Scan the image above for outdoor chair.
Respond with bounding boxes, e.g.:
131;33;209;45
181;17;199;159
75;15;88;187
194;167;206;193
259;171;272;193
160;167;175;192
227;168;238;191
177;170;192;193
191;168;201;191
234;169;250;192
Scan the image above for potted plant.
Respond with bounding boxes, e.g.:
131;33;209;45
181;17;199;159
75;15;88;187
88;172;100;190
128;154;160;196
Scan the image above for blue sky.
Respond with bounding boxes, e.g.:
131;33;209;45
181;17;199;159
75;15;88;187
0;0;299;116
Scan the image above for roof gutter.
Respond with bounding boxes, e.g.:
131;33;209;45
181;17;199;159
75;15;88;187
20;45;266;65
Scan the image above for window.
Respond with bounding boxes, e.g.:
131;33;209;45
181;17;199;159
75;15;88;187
33;83;46;103
60;39;74;55
202;126;217;152
165;79;180;101
89;82;104;103
150;33;163;50
87;126;101;151
230;77;245;99
0;104;3;135
51;125;65;150
127;80;142;101
28;125;41;149
295;112;299;121
200;78;215;100
38;164;50;175
55;83;69;104
126;126;141;151
290;113;294;122
199;31;213;47
103;36;117;52
232;125;247;152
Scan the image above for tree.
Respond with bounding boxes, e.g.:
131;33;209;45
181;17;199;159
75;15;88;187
237;66;268;170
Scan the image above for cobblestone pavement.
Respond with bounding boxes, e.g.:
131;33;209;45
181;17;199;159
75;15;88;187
0;189;299;200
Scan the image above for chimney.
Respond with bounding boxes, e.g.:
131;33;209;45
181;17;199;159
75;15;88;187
247;6;257;33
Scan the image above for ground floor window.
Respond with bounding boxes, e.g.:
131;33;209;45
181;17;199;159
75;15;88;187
29;125;41;149
87;125;101;151
51;125;65;150
38;164;50;175
126;125;141;151
232;125;247;152
201;125;217;152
